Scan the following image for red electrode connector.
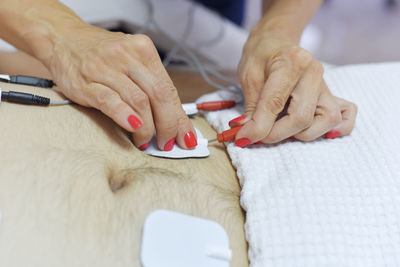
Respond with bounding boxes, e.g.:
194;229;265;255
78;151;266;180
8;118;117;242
216;125;243;143
196;101;236;111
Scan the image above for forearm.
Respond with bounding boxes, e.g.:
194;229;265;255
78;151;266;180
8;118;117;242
0;0;85;65
258;0;323;43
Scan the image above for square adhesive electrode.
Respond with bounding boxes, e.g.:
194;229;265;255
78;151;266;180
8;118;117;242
141;210;231;267
143;128;210;159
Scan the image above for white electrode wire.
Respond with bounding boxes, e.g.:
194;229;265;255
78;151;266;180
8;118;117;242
137;0;155;35
50;99;72;105
162;3;197;67
171;46;242;94
195;12;227;48
135;1;154;34
163;3;227;66
154;16;241;94
172;54;241;91
160;2;240;94
176;44;237;92
140;0;242;95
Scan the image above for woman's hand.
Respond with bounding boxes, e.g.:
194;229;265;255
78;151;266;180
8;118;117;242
42;25;197;151
291;82;357;142
230;81;357;144
235;28;356;147
0;0;197;151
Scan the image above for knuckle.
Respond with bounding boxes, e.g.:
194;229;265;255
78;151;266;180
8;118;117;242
269;56;286;71
311;60;324;76
293;106;314;128
133;34;154;51
325;107;342;125
245;102;257;114
131;90;149;109
265;95;286;115
293;114;312;129
287;47;312;70
152;80;177;103
93;88;115;107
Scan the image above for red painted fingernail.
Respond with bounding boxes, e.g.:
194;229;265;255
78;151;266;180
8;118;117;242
229;115;246;128
325;131;341;139
138;142;150;151
164;138;175;151
255;141;263;144
184;131;197;149
289;136;295;139
128;115;142;130
235;138;251;148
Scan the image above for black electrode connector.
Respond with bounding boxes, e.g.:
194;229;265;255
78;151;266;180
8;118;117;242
1;91;50;105
9;75;55;88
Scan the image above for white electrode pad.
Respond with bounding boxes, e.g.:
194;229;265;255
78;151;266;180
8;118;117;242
143;128;210;159
182;103;198;117
141;210;231;267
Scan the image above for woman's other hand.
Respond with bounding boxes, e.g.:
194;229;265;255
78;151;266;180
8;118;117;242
234;0;357;147
230;80;358;146
0;0;197;151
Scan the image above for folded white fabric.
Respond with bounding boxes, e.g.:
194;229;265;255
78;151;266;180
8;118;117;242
197;63;400;267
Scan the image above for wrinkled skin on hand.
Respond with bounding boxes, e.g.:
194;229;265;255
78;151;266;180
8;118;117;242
44;25;196;150
236;29;357;145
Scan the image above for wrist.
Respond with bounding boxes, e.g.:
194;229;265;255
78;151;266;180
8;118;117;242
256;0;322;44
253;15;304;44
23;7;87;68
0;0;86;67
28;20;88;69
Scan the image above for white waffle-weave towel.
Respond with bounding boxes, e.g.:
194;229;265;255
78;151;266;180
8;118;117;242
197;63;400;267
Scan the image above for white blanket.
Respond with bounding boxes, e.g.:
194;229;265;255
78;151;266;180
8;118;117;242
198;63;400;267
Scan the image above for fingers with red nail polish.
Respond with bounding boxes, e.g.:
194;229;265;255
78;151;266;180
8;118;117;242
138;142;150;151
229;115;247;128
184;131;198;149
128;115;143;130
174;111;198;150
325;97;358;139
325;131;341;139
164;138;175;151
235;138;252;148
